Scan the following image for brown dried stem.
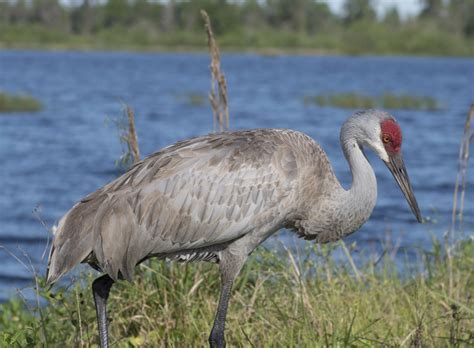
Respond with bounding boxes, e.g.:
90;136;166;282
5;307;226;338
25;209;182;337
201;9;229;132
445;103;473;295
126;105;141;164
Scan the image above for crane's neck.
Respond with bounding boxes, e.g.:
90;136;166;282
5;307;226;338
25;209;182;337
291;134;378;244
339;136;378;231
291;113;389;243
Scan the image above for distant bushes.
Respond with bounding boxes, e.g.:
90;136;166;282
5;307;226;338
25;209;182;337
1;0;474;56
1;23;472;56
304;92;440;111
0;91;42;113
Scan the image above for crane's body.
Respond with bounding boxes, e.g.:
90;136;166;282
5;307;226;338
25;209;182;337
46;110;421;348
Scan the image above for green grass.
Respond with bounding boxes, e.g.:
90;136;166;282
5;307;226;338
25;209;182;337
0;91;42;113
304;93;440;111
1;239;472;347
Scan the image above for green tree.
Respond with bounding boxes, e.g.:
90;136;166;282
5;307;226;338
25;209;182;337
160;0;175;32
343;0;375;26
241;0;264;29
419;0;445;19
305;1;333;35
265;0;313;32
383;7;400;27
189;0;241;35
7;0;29;24
449;0;474;37
30;0;68;30
70;0;96;34
0;2;9;24
103;0;132;27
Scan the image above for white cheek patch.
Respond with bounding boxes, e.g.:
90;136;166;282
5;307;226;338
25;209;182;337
372;142;389;162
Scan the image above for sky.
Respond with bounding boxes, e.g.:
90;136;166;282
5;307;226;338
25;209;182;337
323;0;424;19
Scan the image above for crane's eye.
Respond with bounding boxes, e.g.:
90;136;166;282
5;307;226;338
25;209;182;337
382;134;391;144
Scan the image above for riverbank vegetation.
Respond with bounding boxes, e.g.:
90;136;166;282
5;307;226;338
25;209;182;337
0;239;473;346
304;93;440;110
0;0;473;56
0;91;42;113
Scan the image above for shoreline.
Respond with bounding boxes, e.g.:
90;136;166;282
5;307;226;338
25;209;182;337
1;44;474;58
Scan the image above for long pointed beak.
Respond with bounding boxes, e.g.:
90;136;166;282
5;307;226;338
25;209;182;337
384;153;423;223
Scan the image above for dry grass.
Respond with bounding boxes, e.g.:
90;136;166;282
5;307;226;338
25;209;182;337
107;104;141;169
201;10;230;132
125;105;141;164
445;103;474;296
0;240;473;347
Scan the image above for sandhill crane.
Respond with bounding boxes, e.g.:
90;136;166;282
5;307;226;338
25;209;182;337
46;109;422;348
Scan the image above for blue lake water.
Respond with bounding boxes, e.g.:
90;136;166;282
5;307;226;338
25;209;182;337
0;51;473;302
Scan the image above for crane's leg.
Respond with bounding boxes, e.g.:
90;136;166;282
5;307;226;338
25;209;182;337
92;274;114;348
209;252;246;348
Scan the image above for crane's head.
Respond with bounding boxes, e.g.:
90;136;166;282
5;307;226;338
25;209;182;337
379;117;422;223
343;110;422;223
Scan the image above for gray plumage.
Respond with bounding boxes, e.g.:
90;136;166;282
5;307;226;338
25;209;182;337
45;110;421;348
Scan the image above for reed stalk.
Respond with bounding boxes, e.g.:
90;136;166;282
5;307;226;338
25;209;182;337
445;103;474;295
201;10;230;132
125;105;141;164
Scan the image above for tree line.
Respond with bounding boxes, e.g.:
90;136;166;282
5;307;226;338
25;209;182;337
0;0;473;56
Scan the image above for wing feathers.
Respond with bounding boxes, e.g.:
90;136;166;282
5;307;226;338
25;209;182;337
47;129;307;284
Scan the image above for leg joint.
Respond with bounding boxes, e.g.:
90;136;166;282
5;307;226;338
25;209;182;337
92;274;114;300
